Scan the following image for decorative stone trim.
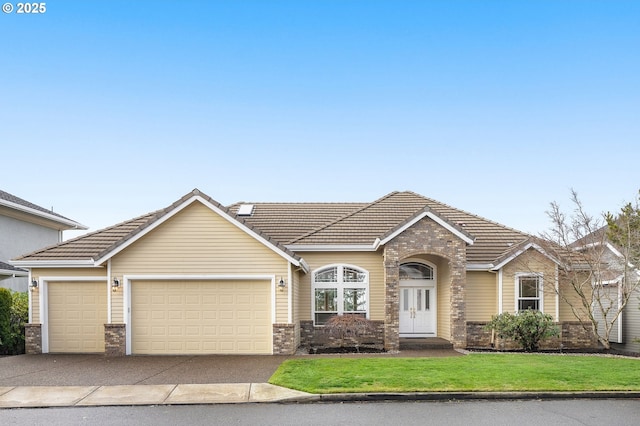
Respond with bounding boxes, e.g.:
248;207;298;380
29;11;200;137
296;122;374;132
298;320;384;350
25;323;42;354
466;321;598;350
104;324;126;356
384;218;467;349
273;323;297;355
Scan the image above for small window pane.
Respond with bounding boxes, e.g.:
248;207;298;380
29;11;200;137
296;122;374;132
344;289;366;312
416;289;422;311
315;267;338;283
343;267;366;282
399;263;433;280
520;277;539;298
403;289;409;311
315;288;337;311
519;299;539;311
315;313;336;325
425;289;430;310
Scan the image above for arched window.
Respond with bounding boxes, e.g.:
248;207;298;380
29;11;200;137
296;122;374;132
399;262;434;280
312;265;369;325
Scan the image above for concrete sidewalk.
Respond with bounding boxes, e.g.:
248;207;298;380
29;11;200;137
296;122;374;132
0;383;315;408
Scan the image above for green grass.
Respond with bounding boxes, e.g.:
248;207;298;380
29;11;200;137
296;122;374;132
268;354;640;393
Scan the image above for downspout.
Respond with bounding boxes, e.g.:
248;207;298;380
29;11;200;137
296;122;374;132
498;269;503;314
27;269;33;323
555;265;560;322
107;260;112;323
288;262;292;324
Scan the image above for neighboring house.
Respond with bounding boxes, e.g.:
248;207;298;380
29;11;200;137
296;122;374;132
572;226;640;353
12;189;596;355
0;190;87;292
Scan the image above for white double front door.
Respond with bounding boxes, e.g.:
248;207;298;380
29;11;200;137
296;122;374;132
399;281;436;336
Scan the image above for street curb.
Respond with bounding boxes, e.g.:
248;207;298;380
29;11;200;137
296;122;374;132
294;391;640;403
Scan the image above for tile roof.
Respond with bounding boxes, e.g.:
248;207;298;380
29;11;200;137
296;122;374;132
14;189;531;266
235;191;529;264
0;260;26;273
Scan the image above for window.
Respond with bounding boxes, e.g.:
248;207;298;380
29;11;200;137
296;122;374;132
399;262;434;280
517;274;542;311
312;265;368;325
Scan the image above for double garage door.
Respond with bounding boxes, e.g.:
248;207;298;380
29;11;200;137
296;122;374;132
47;280;272;354
131;280;272;355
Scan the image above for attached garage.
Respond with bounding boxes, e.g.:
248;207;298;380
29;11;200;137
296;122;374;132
130;280;272;355
47;281;108;353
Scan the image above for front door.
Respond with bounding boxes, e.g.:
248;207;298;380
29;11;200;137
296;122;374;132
399;284;436;336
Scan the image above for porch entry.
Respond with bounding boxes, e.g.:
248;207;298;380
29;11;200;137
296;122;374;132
399;262;436;337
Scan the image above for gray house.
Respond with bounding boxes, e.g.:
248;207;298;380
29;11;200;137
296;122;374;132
1;190;86;292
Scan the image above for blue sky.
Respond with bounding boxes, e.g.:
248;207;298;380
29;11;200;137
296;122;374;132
2;0;639;239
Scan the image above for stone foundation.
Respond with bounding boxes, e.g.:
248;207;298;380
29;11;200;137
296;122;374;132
25;323;42;354
466;321;598;350
104;323;126;356
273;323;297;355
299;320;385;349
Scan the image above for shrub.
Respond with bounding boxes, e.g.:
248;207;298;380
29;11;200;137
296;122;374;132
485;310;559;352
0;288;12;354
323;314;377;347
0;289;28;355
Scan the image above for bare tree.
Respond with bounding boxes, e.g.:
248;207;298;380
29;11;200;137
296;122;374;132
538;189;640;350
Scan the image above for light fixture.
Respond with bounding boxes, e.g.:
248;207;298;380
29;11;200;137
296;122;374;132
30;280;38;289
112;278;120;292
278;278;286;291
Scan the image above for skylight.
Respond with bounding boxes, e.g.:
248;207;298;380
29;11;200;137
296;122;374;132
237;204;254;216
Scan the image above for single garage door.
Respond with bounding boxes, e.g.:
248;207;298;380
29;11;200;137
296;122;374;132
48;281;108;353
131;280;272;355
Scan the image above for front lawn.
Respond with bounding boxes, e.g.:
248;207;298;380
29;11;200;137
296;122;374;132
269;354;640;394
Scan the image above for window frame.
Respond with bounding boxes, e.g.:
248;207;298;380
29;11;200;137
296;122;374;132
515;273;543;312
312;264;369;326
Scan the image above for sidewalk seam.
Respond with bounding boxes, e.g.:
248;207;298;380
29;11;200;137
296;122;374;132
73;386;100;406
162;384;179;404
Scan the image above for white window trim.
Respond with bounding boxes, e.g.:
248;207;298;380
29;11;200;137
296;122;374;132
311;264;369;325
515;272;544;312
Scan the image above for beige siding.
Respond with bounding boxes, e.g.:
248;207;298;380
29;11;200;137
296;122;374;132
501;249;558;316
466;271;497;321
111;201;290;322
558;270;592;322
297;251;384;321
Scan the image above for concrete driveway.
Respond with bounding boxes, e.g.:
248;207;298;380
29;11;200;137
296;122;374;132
0;354;292;387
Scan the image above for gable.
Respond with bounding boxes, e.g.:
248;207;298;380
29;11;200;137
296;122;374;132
111;201;290;275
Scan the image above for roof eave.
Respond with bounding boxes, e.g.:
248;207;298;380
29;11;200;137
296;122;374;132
379;211;475;246
10;259;97;268
0;199;88;230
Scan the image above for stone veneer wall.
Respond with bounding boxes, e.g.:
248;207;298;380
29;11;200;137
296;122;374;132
104;324;126;356
25;323;42;354
383;219;467;350
299;320;385;349
466;321;599;350
273;323;297;355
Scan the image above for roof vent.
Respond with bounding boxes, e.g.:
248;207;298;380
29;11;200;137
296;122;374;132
237;204;254;216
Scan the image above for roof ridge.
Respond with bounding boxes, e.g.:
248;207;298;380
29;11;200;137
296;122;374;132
287;191;400;244
403;190;530;237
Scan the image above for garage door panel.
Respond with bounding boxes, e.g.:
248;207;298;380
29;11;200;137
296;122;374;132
132;280;272;355
48;281;107;353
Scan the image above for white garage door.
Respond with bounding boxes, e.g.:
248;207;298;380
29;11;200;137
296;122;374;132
131;280;272;355
48;281;107;353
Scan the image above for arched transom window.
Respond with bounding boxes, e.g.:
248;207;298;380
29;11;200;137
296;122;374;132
312;265;369;325
399;262;434;280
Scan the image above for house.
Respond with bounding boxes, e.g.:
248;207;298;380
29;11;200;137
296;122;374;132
1;190;87;292
572;226;640;353
12;189;597;355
